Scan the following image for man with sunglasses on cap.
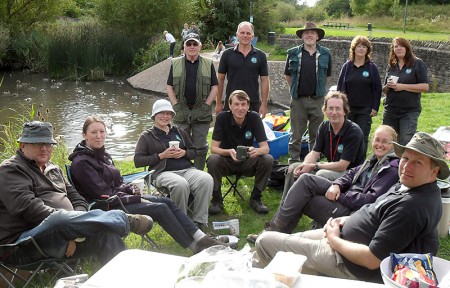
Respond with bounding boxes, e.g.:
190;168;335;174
0;121;153;266
254;132;449;283
167;32;218;171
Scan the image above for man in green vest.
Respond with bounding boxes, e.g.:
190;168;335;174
167;33;219;170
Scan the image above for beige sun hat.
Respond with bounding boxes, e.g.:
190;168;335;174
151;99;176;120
393;132;450;179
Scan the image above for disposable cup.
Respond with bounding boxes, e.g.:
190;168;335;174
132;179;146;196
438;197;450;237
169;141;180;149
228;219;239;236
388;75;399;84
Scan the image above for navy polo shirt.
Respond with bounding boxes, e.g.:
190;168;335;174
313;119;365;169
153;126;192;171
212;111;267;149
345;62;374;108
218;45;268;103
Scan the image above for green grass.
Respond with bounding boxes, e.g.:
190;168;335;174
284;27;450;42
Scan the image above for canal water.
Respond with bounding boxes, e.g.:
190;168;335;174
0;72;160;160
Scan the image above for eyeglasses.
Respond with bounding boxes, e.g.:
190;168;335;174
185;41;199;47
30;143;54;149
356;44;368;49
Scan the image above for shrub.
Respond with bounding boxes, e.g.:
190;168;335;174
132;39;168;74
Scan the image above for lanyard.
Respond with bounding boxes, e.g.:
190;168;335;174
329;131;341;162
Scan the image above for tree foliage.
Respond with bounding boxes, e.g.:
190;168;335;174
0;0;67;34
94;0;196;38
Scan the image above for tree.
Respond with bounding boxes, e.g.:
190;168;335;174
1;0;66;34
319;0;351;17
94;0;196;38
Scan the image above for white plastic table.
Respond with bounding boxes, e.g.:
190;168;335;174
81;249;385;288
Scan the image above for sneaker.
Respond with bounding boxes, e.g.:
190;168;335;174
194;236;237;254
127;214;153;235
209;201;224;215
249;199;269;214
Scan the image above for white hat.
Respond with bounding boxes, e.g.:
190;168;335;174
151;99;176;120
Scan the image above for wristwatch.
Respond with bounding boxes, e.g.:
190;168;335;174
314;163;320;172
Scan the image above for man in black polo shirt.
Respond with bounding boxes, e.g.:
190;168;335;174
285;22;332;163
215;21;269;117
207;90;273;214
167;33;218;170
282;91;365;199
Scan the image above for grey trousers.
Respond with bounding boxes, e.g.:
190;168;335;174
254;230;358;280
288;97;324;162
274;173;353;233
282;162;346;201
155;168;213;224
176;121;210;171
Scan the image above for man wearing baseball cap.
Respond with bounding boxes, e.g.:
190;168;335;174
0;121;153;266
286;22;332;163
255;132;448;283
167;32;218;171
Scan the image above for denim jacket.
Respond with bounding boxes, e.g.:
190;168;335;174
286;43;330;98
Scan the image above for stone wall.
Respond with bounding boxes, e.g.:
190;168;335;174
275;35;450;95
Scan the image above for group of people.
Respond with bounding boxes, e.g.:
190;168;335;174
0;19;443;285
164;22;200;59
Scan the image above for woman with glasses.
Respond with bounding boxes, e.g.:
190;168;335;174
247;124;399;242
382;37;429;145
337;36;382;154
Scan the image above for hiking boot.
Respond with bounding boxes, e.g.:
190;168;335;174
127;214;153;235
194;235;237;254
209;201;224;215
249;199;269;214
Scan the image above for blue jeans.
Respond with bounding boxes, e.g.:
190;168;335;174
18;210;128;264
133;196;199;248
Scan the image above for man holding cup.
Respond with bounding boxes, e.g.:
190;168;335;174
207;90;273;214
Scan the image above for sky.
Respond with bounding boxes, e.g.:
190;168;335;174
299;0;318;7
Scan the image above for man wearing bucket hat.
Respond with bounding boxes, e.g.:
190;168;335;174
134;99;214;230
0;121;153;265
167;32;218;171
285;22;332;163
255;132;448;283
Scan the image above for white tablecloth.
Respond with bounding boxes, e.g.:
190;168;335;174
81;249;385;288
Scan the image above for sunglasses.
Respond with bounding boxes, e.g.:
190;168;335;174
185;41;199;47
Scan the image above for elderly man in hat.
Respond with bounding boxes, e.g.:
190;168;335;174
167;32;218;171
286;22;332;163
254;132;448;283
134;99;214;230
0;121;153;265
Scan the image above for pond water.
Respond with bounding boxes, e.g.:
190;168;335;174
0;72;160;160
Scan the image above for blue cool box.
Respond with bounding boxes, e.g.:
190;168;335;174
254;131;290;159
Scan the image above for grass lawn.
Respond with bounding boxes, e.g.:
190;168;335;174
284;27;450;42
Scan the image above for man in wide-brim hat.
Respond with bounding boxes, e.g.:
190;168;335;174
284;22;332;166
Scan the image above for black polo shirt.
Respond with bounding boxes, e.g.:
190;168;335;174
153;126;192;171
167;58;218;106
212;111;267;149
218;45;268;103
313;119;365;169
298;49;316;97
345;62;374;108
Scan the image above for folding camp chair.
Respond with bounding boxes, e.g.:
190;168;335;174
223;174;246;202
0;236;78;288
65;165;159;249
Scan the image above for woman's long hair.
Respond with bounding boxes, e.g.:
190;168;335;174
349;36;372;62
388;37;416;68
